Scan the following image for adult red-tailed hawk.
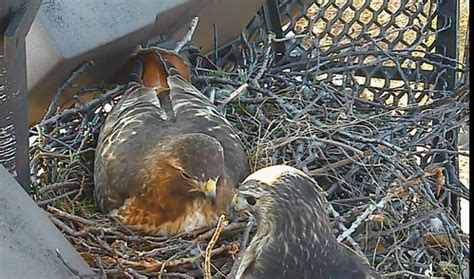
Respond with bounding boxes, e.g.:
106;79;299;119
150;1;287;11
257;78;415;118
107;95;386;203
94;47;249;235
232;165;381;279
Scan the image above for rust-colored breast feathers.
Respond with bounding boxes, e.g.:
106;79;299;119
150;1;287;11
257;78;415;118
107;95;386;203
113;157;223;235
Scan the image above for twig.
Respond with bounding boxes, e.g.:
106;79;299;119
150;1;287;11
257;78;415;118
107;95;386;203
120;245;228;272
337;194;392;242
38;85;124;127
309;146;388;175
326;203;367;262
213;23;219;64
47;205;98;226
49;216;87;237
40;60;94;125
127;268;148;279
159;272;194;279
37;189;80;206
272;34;307;42
218;83;249;110
382;270;431;278
204;214;228;279
38;181;80;194
174;16;200;52
197;222;248;240
251;33;275;85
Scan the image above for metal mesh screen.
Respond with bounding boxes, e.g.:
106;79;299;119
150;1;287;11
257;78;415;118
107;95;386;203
216;0;460;107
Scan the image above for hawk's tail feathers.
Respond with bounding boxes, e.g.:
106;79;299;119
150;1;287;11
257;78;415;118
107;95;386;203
157;54;180;77
128;47;191;91
151;48;191;83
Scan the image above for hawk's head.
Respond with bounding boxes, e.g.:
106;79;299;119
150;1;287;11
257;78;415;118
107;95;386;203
231;165;381;279
156;133;229;206
232;165;329;228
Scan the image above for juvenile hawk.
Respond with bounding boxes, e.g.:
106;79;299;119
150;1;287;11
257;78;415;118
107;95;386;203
233;165;381;279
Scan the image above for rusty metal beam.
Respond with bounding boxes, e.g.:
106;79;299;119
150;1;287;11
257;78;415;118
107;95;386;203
0;0;40;192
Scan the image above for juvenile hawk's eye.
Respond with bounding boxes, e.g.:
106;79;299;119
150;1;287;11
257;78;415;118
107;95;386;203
245;196;257;206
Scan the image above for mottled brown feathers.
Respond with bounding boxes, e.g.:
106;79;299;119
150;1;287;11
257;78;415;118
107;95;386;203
94;47;248;235
233;165;381;279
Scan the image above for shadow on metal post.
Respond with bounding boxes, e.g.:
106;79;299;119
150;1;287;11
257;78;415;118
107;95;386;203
0;0;40;193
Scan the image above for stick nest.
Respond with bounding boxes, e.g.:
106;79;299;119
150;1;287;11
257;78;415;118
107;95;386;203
29;16;469;279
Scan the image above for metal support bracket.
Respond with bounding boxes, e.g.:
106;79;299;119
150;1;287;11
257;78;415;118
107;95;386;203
0;0;40;192
262;0;286;62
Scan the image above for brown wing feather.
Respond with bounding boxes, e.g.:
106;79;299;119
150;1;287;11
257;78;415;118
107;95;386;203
167;73;249;185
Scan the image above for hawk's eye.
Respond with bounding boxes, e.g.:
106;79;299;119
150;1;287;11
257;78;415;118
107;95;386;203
245;196;257;206
182;172;193;180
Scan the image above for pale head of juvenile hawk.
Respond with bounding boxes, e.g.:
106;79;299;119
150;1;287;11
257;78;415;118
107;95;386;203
232;165;381;279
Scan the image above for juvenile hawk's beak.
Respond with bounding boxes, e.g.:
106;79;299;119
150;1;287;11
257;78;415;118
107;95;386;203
231;194;251;213
203;179;217;204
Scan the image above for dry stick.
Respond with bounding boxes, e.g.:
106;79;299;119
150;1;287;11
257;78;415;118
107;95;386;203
95;255;107;279
337;130;403;153
120;246;228;272
326;203;367;263
309;145;388;175
174;16;200;52
38;85;124;127
376;208;443;237
49;216;87;237
158;242;198;278
337;193;393;242
127;268;148;279
382;270;431;278
38;181;80;194
213;23;219;64
47;205;98;226
204;215;228;279
158;272;194;279
40;60;94;125
218;83;249;110
197;221;248;240
251;33;275;85
272;34;307;42
315;137;365;156
37;189;80;206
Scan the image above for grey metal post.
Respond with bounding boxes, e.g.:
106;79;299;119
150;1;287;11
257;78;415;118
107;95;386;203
0;0;40;192
432;0;461;220
262;0;285;62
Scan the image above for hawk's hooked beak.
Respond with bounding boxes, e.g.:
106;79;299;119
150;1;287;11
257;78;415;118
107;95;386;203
231;194;251;214
202;178;218;205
